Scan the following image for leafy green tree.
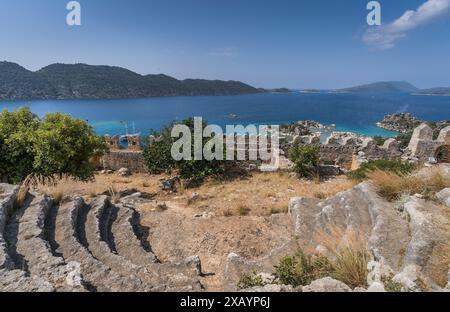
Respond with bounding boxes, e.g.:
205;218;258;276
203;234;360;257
33;112;107;182
143;118;227;186
0;108;40;183
288;144;320;178
0;107;107;184
143;125;176;174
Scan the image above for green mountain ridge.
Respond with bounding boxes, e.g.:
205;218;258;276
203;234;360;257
0;61;263;100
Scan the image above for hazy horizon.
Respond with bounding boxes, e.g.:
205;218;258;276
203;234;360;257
1;0;449;89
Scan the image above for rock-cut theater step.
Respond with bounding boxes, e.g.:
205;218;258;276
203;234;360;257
8;193;86;292
54;197;151;292
110;203;158;267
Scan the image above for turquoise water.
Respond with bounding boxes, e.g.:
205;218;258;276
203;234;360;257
1;92;449;137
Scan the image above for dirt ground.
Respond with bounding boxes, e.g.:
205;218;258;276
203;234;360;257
37;171;354;217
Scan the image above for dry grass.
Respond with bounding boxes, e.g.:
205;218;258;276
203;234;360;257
238;205;251;216
34;171;355;217
51;190;65;205
107;185;120;204
14;185;28;209
314;227;370;288
269;205;289;215
368;167;450;201
223;209;234;217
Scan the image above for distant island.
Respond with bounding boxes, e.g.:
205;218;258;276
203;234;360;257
0;61;264;101
338;81;419;93
414;87;450;96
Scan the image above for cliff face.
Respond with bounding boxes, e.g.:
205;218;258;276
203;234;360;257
0;62;262;100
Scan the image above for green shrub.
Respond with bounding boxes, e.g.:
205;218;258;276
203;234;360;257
237;270;267;290
381;275;403;292
143;118;229;186
288;144;320;178
347;160;416;181
274;250;333;287
395;132;413;149
143;127;175;174
373;136;388;146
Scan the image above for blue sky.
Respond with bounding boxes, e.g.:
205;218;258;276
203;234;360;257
0;0;449;89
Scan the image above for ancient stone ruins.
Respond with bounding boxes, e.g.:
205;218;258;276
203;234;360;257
280;122;450;169
0;123;449;292
100;123;450;173
0;185;203;292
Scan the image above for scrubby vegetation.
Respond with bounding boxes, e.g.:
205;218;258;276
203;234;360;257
274;250;333;287
347;160;416;181
237;270;267;290
288;144;320;178
395;131;413;149
239;229;370;290
143;118;231;186
373;136;388;146
0;107;107;184
368;168;450;201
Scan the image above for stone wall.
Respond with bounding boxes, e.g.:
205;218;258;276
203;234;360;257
407;124;450;162
319;136;402;169
101;151;146;172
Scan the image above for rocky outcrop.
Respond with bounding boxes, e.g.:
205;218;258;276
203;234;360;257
0;184;18;270
289;182;410;270
377;113;423;133
436;188;450;207
302;277;352;292
230;171;449;292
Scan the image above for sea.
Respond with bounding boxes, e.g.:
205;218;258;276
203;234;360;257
1;91;449;138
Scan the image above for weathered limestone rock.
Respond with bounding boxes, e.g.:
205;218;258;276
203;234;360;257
243;284;294;292
223;231;298;291
436;188;450;207
392;264;425;292
65;261;83;287
0;269;54;292
366;282;386;292
118;167;131;177
184;255;203;276
407;124;440;162
112;203;158;266
11;194;86;291
289;182;409;270
399;197;450;290
367;260;394;286
55;197;135;292
0;184;19;270
302;277;351;292
437;126;450;144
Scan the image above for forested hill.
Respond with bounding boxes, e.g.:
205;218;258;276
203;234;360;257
0;61;262;100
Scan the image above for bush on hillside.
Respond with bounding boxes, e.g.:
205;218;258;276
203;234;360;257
143;118;229;186
288;144;320;178
347;160;416;181
0;107;107;184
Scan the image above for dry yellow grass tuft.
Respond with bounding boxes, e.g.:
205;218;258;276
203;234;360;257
368;167;450;201
314;227;370;288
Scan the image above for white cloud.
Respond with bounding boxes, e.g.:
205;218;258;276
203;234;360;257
209;47;239;57
363;0;450;49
